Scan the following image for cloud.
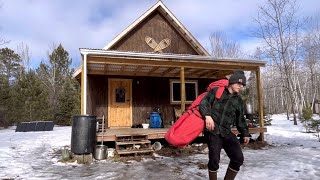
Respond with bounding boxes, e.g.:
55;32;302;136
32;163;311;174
0;0;319;68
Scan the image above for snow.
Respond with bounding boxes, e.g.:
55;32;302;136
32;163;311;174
1;114;320;180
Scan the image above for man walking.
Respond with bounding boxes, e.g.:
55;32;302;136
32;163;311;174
200;70;250;180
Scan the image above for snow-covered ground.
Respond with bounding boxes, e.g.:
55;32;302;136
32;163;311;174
1;114;320;180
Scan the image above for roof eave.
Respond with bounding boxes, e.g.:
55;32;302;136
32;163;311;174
79;48;266;66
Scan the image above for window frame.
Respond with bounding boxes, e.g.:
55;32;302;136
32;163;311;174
169;79;198;105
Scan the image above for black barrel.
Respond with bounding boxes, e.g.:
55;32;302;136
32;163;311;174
71;115;97;154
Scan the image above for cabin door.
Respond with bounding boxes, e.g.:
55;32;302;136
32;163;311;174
108;79;132;128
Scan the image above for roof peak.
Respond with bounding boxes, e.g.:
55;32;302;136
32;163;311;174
102;1;209;56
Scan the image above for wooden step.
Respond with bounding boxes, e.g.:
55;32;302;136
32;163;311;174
116;140;151;146
115;134;148;137
115;134;148;142
116;149;154;155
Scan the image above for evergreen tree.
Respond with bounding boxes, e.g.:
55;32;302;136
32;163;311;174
36;44;75;124
56;75;80;125
8;70;50;122
0;48;21;125
0;47;22;82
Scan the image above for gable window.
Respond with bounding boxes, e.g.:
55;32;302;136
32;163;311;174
170;80;198;104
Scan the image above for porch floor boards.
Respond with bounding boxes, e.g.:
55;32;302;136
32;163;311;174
96;127;267;142
97;128;169;142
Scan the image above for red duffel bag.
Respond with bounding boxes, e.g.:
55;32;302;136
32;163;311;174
164;79;228;147
164;108;204;147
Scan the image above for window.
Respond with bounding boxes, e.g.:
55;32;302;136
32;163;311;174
115;87;126;103
170;80;198;104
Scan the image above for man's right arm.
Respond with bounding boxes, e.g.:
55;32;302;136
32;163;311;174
200;89;215;130
199;90;214;116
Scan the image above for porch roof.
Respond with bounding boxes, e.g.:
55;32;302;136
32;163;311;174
73;48;266;80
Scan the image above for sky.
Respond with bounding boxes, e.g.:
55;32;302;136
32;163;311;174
0;0;320;69
0;114;320;179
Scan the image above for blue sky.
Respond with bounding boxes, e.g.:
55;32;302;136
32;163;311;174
0;0;319;68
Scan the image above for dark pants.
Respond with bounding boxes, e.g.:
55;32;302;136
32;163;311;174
205;132;244;171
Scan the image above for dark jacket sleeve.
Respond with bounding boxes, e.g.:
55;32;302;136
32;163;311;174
199;89;216;118
235;96;250;137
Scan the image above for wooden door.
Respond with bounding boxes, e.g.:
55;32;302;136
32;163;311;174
108;79;132;128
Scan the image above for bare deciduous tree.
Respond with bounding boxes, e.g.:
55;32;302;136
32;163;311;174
302;17;320;108
0;3;9;46
16;42;31;73
208;32;242;58
254;0;302;125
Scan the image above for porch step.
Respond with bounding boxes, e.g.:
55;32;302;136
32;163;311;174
115;134;148;137
115;134;153;156
116;149;154;155
116;140;151;146
116;134;149;142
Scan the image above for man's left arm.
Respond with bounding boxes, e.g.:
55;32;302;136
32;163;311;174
235;97;250;144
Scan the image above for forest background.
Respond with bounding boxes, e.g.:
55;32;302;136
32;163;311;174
0;0;319;126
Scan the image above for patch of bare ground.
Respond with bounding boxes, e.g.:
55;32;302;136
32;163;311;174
241;140;271;150
110;140;271;163
112;153;155;163
156;143;207;157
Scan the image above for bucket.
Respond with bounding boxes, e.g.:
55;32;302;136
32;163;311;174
152;141;162;151
94;145;107;160
61;148;70;161
142;123;149;129
150;112;162;128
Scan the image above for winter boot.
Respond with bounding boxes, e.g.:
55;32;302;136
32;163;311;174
208;170;217;180
224;167;238;180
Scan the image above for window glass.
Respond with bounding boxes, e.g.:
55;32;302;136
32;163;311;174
115;87;126;103
170;80;198;104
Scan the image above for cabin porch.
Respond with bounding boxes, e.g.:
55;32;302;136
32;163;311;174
96;127;268;142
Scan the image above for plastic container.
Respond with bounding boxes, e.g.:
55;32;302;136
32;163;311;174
107;148;115;157
150;112;162;128
142;123;149;129
71;115;97;154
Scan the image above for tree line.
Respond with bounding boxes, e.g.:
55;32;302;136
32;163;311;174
0;44;80;127
1;0;319;127
209;0;320;125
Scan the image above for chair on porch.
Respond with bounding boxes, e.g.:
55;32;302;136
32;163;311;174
173;107;182;122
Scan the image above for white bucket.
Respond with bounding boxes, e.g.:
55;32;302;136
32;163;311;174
142;123;149;129
107;148;115;157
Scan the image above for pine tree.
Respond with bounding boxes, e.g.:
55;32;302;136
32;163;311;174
8;70;50;122
0;47;21;125
56;75;80;125
36;44;76;124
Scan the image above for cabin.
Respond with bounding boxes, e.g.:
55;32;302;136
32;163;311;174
73;1;267;154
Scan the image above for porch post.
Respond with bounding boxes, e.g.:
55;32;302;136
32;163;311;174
180;67;185;112
256;67;264;141
81;52;88;115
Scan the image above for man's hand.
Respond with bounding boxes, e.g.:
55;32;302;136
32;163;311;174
205;116;215;130
243;137;250;144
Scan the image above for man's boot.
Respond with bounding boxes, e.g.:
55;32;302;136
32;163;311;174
208;170;217;180
224;167;238;180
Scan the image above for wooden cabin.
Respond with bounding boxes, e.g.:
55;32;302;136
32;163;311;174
73;1;267;147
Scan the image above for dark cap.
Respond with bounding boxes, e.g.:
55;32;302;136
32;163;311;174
229;70;246;86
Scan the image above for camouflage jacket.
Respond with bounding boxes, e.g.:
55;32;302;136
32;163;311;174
199;87;249;137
